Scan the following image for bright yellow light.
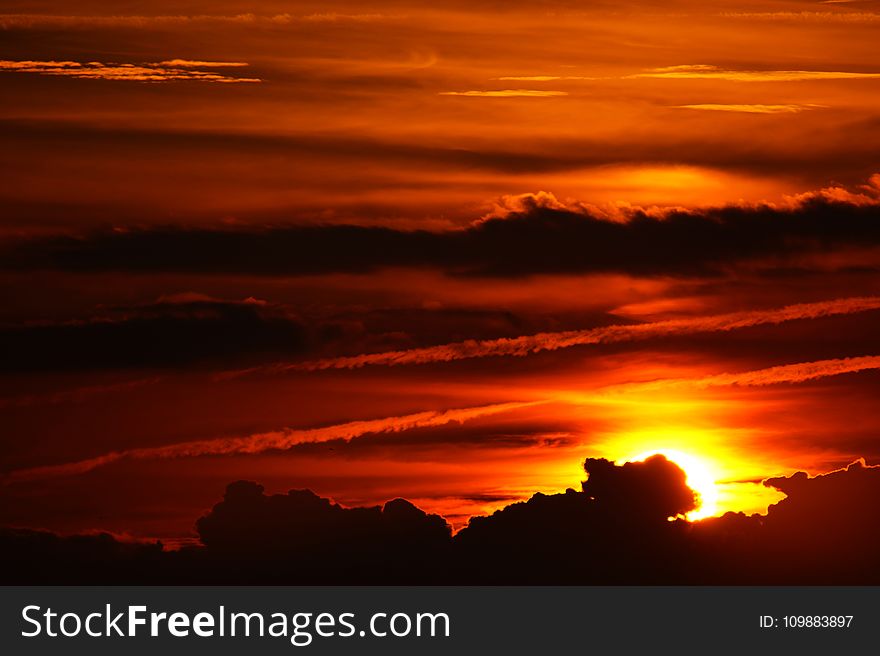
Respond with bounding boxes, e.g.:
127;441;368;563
626;449;719;521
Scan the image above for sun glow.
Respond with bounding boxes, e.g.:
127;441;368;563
626;449;719;521
578;392;784;519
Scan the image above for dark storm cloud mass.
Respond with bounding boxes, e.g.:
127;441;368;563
0;296;308;372
5;180;880;278
3;455;879;584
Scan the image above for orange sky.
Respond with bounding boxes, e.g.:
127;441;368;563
2;0;880;541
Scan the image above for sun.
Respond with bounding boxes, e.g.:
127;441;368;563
625;449;719;521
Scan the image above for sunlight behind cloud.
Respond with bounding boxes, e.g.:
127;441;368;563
627;449;719;520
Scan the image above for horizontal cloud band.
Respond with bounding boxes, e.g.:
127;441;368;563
0;59;259;83
4;176;880;277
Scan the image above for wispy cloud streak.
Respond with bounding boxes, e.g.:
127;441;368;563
599;355;880;395
0;13;389;29
232;297;880;374
632;64;880;81
0;377;161;410
1;401;539;484
721;11;880;23
439;90;568;97
9;352;880;484
675;104;822;114
0;60;259;83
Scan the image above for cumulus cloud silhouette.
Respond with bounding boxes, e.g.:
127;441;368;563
2;456;880;584
194;481;452;583
759;460;880;578
0;528;165;584
581;455;698;520
689;460;880;584
453;455;698;583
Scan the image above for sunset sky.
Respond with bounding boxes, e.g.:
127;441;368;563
2;0;880;545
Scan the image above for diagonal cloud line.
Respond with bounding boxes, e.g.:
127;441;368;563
221;296;880;376
8;353;880;485
8;352;880;485
594;355;880;396
1;401;543;485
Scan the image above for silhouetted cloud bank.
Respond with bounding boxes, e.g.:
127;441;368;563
4;176;880;278
2;455;879;584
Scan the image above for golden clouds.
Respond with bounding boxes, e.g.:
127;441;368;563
155;59;250;68
633;64;880;82
0;59;259;83
439;89;569;97
494;76;598;81
721;11;880;23
675;104;823;113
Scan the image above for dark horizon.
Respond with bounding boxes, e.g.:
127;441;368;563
3;454;879;585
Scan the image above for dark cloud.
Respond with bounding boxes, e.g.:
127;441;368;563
0;298;556;372
194;481;452;583
2;455;879;584
455;456;880;584
581;455;697;520
0;296;308;372
758;460;880;576
5;181;880;278
454;455;698;583
684;460;880;584
0;528;165;584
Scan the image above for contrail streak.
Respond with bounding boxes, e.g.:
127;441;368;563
598;355;880;395
2;401;541;484
9;352;880;484
227;296;880;375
